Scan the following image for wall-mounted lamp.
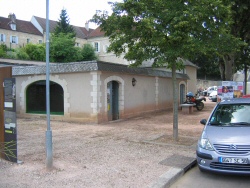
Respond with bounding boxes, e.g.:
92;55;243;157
132;78;137;86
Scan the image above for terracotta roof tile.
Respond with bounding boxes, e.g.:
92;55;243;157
88;26;105;38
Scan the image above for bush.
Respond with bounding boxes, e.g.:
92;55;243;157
15;48;30;60
81;44;97;61
0;44;7;57
0;48;6;58
24;43;46;61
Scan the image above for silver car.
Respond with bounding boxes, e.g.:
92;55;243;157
196;98;250;174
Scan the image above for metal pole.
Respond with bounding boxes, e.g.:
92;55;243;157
45;0;53;169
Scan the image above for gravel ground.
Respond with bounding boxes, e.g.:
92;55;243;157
0;99;216;188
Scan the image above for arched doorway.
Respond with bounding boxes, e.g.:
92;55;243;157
26;80;64;115
107;81;119;121
180;83;186;104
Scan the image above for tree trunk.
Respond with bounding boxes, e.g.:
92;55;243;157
223;54;235;81
218;60;225;80
244;63;247;95
172;63;178;141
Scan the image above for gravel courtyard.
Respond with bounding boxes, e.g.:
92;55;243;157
0;99;216;188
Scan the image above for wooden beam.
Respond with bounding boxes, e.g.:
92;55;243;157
0;66;12;158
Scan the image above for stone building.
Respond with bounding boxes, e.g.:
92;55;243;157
0;13;199;123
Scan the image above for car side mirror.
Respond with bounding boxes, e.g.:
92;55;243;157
200;119;207;125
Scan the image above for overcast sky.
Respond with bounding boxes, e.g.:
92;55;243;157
0;0;121;29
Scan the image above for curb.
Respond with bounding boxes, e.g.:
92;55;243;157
148;158;197;188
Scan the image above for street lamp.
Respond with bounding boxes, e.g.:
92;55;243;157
45;0;53;169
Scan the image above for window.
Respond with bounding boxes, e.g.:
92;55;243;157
10;23;16;30
75;42;79;47
27;38;30;44
10;36;18;44
93;42;100;52
0;34;5;42
38;40;42;44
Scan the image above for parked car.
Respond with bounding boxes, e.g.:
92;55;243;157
196;98;250;175
203;86;217;96
209;90;217;102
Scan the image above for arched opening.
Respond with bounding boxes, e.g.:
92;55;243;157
26;80;64;115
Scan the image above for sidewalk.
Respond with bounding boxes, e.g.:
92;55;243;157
0;99;216;188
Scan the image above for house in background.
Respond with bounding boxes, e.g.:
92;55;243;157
31;16;91;48
0;14;43;49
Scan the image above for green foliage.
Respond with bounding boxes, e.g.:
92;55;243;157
81;44;97;61
23;43;46;61
15;48;30;60
190;55;221;80
231;1;250;69
91;0;236;68
0;44;7;51
73;47;84;62
0;48;6;57
54;8;75;37
6;51;17;59
50;33;78;62
0;44;7;57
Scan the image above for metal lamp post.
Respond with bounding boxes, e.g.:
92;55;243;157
45;0;53;169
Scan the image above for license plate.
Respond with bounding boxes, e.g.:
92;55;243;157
219;157;248;164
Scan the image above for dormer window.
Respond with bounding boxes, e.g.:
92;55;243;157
10;23;16;30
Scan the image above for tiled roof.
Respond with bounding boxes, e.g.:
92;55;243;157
79;26;94;36
33;16;93;39
88;26;105;38
0;14;107;39
12;61;189;80
0;16;42;36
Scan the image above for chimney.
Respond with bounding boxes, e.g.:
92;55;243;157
8;13;16;23
85;21;89;31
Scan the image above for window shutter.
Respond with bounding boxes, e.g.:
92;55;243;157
16;37;18;44
10;36;12;43
3;34;6;42
98;42;100;52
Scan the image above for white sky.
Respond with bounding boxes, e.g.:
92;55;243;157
0;0;120;29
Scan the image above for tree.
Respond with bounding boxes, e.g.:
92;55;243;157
92;0;237;140
81;44;97;61
190;55;221;80
54;8;75;37
231;1;250;93
50;33;78;62
23;43;46;61
205;1;249;81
